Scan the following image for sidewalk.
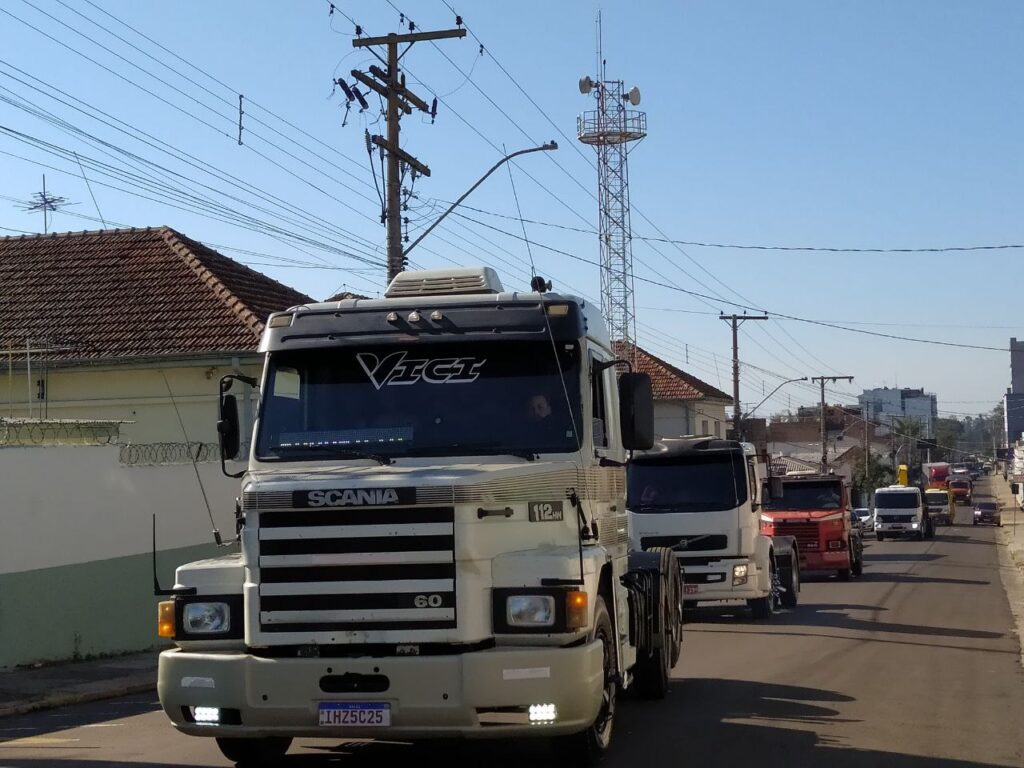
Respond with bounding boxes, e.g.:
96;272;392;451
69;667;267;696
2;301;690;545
991;474;1024;574
0;650;158;718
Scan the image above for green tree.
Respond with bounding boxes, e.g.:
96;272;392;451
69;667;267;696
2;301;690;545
852;451;894;507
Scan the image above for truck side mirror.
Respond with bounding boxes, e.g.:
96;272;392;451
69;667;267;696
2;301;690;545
218;393;240;462
1012;482;1019;495
618;372;654;450
768;476;784;500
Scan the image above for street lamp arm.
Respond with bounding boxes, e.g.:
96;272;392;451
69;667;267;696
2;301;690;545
403;141;558;258
746;376;808;419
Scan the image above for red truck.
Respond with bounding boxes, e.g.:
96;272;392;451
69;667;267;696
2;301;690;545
948;476;972;505
759;472;863;580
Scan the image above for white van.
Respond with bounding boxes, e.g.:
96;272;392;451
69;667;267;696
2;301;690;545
873;485;932;541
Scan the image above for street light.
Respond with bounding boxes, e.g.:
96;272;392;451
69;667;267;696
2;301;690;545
745;377;808;421
402;141;558;259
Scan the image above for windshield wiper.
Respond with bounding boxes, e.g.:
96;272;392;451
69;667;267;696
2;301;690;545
271;445;393;465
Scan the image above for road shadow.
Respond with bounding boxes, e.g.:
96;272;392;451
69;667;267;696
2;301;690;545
0;692;159;738
5;680;1017;767
858;571;990;587
688;602;1004;642
862;553;946;563
932;534;996;546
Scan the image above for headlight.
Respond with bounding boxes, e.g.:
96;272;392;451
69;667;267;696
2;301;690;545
732;563;748;586
911;522;919;529
507;595;556;627
183;602;231;634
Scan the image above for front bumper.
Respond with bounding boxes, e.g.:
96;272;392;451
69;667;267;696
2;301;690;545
158;642;603;740
875;522;922;535
677;559;765;602
800;549;851;571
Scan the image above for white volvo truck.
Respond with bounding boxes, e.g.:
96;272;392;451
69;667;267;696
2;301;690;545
156;267;681;766
627;438;799;618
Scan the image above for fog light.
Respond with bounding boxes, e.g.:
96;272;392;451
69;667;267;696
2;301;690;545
827;540;844;550
911;522;919;529
191;706;220;724
529;703;557;723
732;564;748;586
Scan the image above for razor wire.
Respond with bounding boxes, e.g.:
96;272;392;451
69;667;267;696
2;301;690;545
118;441;221;466
0;418;120;446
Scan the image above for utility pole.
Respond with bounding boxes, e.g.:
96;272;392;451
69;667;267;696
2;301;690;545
811;375;854;474
720;314;768;439
351;26;466;283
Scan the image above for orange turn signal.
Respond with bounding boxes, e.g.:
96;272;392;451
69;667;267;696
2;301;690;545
158;600;176;639
566;591;589;630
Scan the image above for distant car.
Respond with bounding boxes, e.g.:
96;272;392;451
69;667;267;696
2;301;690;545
854;507;872;526
973;501;1001;527
983;462;993;474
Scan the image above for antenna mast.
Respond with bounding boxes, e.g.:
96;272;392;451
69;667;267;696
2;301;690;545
577;14;646;365
16;175;73;234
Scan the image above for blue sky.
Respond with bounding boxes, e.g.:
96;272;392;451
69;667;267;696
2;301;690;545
1;1;1021;418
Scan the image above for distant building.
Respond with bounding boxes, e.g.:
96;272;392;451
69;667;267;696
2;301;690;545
858;387;937;438
1011;337;1024;394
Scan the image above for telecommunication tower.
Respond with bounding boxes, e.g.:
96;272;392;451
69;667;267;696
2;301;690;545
577;36;645;363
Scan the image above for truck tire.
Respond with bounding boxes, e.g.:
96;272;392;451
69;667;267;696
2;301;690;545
916;528;925;541
851;546;863;577
748;556;777;619
552;596;615;766
838;568;851;581
215;737;291;767
632;547;677;699
780;555;799;609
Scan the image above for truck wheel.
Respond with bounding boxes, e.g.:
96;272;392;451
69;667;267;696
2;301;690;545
748;558;777;620
876;533;884;541
916;529;925;541
780;557;799;608
838;568;851;581
215;737;291;767
632;548;676;699
851;547;863;577
552;596;615;766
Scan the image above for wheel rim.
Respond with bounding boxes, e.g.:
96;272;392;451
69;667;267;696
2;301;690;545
592;624;616;749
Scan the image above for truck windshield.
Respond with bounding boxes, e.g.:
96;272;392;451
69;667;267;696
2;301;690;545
874;492;919;509
925;494;948;506
627;452;748;513
762;480;843;510
254;340;583;461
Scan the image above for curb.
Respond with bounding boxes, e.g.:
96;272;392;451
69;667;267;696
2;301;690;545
0;677;156;719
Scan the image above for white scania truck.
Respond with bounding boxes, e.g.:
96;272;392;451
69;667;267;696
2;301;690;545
627;438;799;618
156;268;681;766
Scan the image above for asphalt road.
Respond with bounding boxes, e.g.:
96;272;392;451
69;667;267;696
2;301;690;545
3;476;1023;767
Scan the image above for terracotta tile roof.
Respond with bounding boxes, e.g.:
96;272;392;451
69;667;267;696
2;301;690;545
0;227;312;361
614;341;733;403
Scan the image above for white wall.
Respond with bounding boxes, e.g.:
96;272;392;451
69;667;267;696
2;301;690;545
1;444;240;576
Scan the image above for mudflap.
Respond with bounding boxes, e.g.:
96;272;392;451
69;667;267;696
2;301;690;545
771;535;799;603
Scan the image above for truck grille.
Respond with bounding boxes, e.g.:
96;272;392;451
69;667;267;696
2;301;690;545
771;521;820;551
257;506;456;633
877;514;915;524
640;535;727;552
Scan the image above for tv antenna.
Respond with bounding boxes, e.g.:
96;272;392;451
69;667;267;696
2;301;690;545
15;175;76;234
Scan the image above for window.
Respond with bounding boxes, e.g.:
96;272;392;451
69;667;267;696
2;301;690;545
591;355;609;448
629;451;749;513
702;419;710;436
714;420;721;437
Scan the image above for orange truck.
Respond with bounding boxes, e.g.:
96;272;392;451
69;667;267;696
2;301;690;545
948;476;972;505
759;472;863;580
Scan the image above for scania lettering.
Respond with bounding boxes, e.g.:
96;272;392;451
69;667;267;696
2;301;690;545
155;267;681;767
759;472;863;581
627;439;799;619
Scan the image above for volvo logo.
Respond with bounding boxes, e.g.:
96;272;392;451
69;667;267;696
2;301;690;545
306;488;400;507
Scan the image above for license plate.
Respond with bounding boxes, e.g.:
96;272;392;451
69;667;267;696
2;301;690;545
890;525;904;530
318;702;391;727
684;584;699;594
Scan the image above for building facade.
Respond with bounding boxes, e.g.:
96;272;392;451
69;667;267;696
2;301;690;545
858;387;938;437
